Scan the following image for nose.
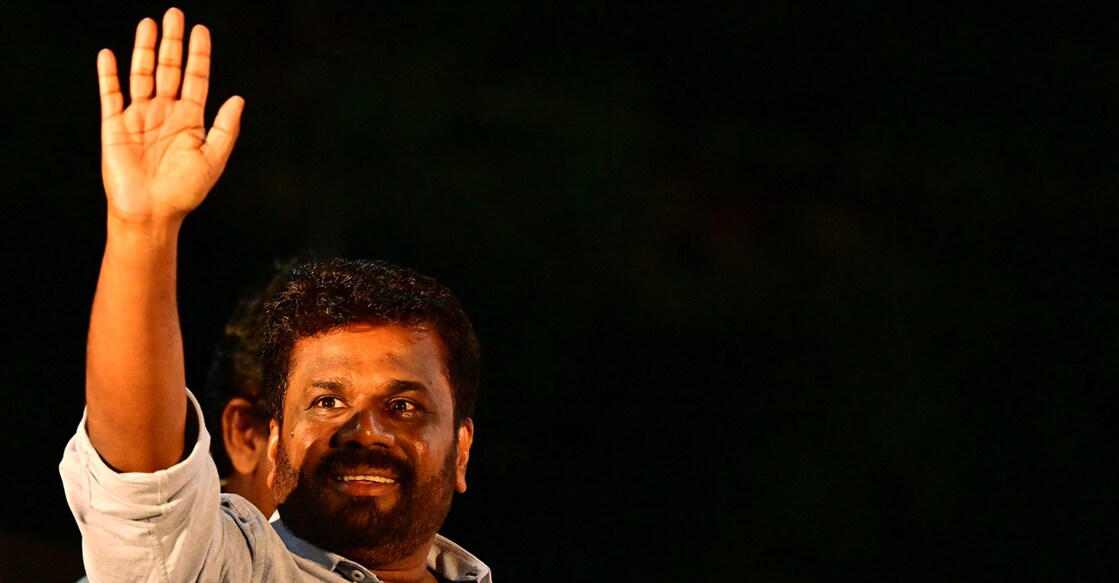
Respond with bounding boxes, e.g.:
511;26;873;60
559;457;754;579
332;406;395;449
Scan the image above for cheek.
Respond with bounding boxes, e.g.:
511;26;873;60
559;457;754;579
409;424;457;465
282;403;331;467
284;426;323;469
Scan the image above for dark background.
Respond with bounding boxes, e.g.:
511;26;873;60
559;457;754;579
1;1;1117;581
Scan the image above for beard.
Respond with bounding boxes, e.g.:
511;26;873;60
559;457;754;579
273;434;458;567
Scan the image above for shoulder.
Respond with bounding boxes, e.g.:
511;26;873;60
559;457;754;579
429;535;492;582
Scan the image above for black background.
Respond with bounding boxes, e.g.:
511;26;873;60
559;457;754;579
1;1;1118;581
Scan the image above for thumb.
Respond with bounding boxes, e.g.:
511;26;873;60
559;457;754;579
201;95;245;169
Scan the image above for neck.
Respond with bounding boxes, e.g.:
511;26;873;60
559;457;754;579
223;473;277;518
370;567;436;583
339;539;438;583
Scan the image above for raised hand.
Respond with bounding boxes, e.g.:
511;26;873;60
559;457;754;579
85;8;244;474
98;7;243;222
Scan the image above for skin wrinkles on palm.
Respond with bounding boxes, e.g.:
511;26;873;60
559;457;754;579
98;8;243;221
85;6;243;474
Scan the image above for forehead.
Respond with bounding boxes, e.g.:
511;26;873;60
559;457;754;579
287;324;451;396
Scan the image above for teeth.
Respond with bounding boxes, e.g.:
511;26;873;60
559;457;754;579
339;475;395;483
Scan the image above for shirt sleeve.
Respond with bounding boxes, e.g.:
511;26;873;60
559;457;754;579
59;389;260;583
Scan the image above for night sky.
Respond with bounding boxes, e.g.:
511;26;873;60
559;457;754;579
2;2;1118;581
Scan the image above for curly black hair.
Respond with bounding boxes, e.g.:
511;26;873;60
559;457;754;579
260;258;481;429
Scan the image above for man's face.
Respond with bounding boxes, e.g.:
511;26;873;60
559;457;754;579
267;324;473;567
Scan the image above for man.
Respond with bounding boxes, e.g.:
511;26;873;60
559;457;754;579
59;8;491;583
203;259;303;518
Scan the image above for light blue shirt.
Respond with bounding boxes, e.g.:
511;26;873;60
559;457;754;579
60;390;491;582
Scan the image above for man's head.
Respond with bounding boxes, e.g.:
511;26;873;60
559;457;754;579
204;259;302;517
260;259;481;567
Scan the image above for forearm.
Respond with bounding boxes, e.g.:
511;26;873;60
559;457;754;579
83;7;240;473
85;215;188;472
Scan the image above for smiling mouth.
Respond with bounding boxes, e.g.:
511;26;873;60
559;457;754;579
337;474;396;484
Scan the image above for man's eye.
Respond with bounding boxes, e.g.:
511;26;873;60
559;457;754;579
388;400;419;416
312;396;345;409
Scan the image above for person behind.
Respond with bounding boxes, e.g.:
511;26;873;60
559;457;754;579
72;262;294;583
60;8;490;583
203;259;305;518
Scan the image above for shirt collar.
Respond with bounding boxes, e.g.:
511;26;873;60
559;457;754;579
272;519;492;582
427;535;492;582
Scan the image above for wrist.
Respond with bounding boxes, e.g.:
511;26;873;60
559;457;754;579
105;213;184;248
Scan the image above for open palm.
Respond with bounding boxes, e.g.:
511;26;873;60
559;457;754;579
98;8;243;221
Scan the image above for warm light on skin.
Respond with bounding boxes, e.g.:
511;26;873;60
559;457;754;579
266;323;472;509
221;397;276;517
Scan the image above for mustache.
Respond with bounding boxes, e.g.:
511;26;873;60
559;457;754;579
314;446;415;482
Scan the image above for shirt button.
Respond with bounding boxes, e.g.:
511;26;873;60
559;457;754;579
351;570;366;581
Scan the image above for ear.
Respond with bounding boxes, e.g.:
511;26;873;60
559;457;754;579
454;418;474;494
221;398;270;476
266;418;281;490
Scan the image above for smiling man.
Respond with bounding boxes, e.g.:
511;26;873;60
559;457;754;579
59;8;490;583
261;259;482;576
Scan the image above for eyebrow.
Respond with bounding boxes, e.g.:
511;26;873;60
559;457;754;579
308;378;347;392
384;379;432;395
305;378;431;395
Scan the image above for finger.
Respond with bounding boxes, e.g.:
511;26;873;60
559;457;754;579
180;24;211;108
97;49;124;121
202;96;245;169
129;17;157;101
155;8;185;98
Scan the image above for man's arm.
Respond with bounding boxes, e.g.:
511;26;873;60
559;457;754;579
85;7;243;473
